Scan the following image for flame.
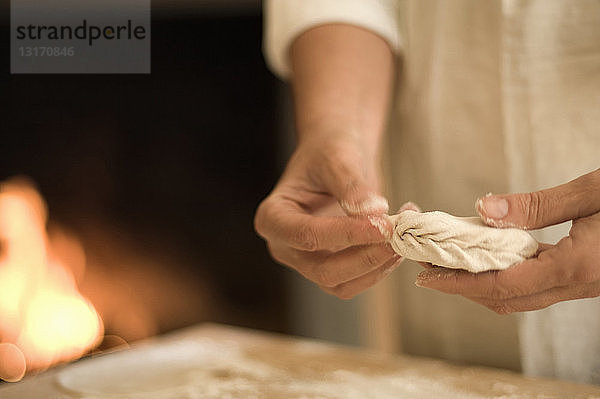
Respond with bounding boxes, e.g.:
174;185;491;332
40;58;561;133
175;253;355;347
0;179;103;381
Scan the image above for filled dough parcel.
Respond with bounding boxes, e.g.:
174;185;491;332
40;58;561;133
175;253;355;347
389;210;538;273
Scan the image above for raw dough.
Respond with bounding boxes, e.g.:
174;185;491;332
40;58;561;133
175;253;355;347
389;210;538;273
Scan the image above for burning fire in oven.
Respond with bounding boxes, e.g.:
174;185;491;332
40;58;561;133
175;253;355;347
0;179;103;382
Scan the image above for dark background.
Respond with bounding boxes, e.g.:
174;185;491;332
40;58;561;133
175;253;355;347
0;2;291;338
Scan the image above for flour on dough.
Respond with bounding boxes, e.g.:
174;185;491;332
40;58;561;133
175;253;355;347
389;210;538;273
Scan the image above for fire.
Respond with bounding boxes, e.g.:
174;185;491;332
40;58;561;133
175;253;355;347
0;179;103;382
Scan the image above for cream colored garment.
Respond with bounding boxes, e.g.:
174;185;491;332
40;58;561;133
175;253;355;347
265;0;600;383
389;211;538;273
264;0;402;78
384;0;600;382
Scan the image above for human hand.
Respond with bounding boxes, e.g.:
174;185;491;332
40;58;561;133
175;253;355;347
415;169;600;314
254;133;415;299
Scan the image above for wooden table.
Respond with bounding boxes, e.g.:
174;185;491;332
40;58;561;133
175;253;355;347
1;323;599;398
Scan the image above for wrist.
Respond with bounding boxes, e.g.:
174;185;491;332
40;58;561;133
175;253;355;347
297;121;382;162
296;130;384;191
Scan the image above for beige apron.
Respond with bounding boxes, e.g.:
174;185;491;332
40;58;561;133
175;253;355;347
385;0;600;383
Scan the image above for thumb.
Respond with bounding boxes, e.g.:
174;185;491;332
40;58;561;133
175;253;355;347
319;155;389;216
476;169;600;229
0;343;26;382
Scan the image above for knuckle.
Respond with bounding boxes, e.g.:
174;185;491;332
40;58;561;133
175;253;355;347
331;286;356;300
344;228;356;246
361;252;380;269
486;271;525;300
521;191;544;227
254;196;283;239
253;199;269;237
360;247;385;269
489;287;514;301
293;223;319;251
522;190;560;228
436;271;461;294
488;302;514;315
313;266;339;288
484;272;506;299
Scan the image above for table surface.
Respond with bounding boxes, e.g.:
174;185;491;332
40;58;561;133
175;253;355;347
1;323;600;399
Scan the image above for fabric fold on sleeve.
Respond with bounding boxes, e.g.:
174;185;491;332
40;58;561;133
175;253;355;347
264;0;402;79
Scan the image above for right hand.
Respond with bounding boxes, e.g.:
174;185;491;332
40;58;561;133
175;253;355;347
254;132;408;299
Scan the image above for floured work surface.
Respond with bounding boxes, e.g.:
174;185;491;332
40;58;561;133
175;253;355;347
1;323;599;399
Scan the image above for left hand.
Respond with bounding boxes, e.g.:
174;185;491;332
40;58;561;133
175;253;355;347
415;168;600;314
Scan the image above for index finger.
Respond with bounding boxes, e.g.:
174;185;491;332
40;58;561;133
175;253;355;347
255;196;392;251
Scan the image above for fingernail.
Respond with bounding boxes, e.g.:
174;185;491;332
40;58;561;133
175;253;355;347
415;268;457;287
479;196;508;219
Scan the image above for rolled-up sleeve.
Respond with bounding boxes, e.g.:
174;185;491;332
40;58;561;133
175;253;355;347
264;0;402;79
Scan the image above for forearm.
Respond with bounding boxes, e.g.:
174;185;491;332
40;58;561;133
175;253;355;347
256;25;400;301
290;24;395;157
